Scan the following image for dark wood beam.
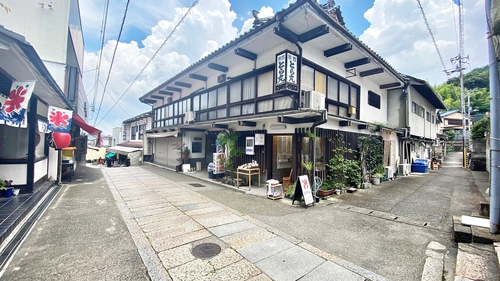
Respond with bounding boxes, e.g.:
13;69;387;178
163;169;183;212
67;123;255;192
141;99;156;104
165;86;182;92
235;48;257;60
174;81;191;88
189;73;207;81
150;95;164;100
380;82;402;89
360;68;383;77
208;63;228;72
358;124;368;130
324;43;352;57
339;120;351;127
159;90;174;96
298;25;329;43
344;58;370;69
238;120;256;127
278;115;323;124
211;123;228;129
274;23;299;43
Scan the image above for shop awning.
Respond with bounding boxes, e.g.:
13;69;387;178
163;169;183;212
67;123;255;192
72;113;103;146
106;146;142;155
146;131;179;138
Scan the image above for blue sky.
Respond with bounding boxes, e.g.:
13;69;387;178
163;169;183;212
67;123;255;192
84;0;373;53
79;0;487;136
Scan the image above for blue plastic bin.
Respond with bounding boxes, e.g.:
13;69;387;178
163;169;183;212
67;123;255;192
411;159;428;173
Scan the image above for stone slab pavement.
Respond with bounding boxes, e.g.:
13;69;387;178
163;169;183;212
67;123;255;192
102;166;388;281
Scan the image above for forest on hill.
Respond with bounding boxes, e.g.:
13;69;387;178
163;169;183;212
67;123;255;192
434;66;490;113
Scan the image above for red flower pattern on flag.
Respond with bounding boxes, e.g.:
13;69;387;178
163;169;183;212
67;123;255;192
4;85;27;113
49;110;70;127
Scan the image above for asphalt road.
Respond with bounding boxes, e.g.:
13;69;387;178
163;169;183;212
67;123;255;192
142;152;484;280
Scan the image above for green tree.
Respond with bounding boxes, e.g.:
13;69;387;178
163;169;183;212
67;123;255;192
444;130;456;141
435;83;461;110
471;116;490;140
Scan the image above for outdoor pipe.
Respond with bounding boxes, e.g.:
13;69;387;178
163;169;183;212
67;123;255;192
486;0;500;233
311;109;328;190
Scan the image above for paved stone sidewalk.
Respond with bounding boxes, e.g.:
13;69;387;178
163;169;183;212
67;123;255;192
102;167;388;281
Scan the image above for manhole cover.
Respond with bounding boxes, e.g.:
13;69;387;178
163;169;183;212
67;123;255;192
191;243;221;259
189;183;205;187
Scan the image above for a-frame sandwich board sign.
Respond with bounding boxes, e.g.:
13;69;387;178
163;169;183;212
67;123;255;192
292;175;315;208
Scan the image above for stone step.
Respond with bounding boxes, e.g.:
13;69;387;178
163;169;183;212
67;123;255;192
455;243;499;281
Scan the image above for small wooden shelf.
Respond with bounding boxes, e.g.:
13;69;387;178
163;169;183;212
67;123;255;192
266;184;283;200
237;167;260;190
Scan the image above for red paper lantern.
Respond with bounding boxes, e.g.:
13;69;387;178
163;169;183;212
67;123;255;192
52;132;71;149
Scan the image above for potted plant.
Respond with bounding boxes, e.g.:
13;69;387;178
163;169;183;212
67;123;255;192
317;181;334;197
182;147;191;164
325;133;360;192
0;179;13;198
216;131;243;175
358;135;383;189
371;165;385;186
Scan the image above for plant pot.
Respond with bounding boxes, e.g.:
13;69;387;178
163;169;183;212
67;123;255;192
372;177;381;186
1;188;13;198
317;189;334;197
12;188;20;196
362;182;372;189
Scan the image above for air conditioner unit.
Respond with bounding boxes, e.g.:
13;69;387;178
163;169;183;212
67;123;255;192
398;164;411;176
184;111;195;124
301;90;325;110
385;166;394;180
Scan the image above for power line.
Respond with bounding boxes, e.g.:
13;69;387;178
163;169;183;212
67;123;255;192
96;78;133;118
90;0;110;122
95;0;199;127
416;0;450;79
94;0;131;126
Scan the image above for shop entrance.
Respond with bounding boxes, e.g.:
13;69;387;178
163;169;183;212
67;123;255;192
272;135;293;185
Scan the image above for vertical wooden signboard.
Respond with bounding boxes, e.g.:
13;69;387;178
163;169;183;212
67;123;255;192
292;175;315;207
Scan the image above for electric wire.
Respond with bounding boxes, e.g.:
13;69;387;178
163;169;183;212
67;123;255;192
451;0;460;55
94;0;199;127
91;0;110;121
94;0;131;126
97;78;132;118
416;0;450;79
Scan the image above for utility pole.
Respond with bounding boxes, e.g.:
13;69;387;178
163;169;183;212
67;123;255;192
449;0;469;168
486;0;500;234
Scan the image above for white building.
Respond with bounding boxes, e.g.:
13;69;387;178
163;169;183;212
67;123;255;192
0;0;97;192
139;0;445;180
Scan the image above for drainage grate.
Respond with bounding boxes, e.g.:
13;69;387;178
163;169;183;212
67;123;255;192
191;243;221;259
189;183;205;187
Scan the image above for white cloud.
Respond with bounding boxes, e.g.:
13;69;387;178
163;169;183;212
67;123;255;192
82;0;239;135
360;0;487;86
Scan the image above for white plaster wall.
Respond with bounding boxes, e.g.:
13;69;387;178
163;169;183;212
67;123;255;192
302;43;389;124
387;89;404;128
0;0;70;88
184;131;205;159
44;61;67;91
408;86;438;139
0;164;28;185
34;159;48;182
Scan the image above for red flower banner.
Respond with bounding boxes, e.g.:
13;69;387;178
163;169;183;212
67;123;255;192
0;81;36;128
47;106;72;133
